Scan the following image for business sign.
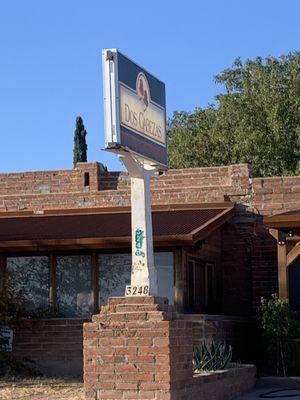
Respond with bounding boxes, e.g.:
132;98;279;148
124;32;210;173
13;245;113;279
102;49;167;167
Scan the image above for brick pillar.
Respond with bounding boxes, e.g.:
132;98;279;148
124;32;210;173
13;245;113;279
83;296;193;400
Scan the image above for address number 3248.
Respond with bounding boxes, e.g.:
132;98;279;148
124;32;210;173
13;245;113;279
125;285;149;296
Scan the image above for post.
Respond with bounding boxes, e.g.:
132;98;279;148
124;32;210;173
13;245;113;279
120;153;158;296
278;243;288;299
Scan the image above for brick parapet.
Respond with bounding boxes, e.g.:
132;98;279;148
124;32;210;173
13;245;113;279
1;162;299;215
0;163;253;212
252;176;300;215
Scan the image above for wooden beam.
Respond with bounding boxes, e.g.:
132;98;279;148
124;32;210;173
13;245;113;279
49;254;57;312
0;255;6;293
0;235;194;252
265;213;300;228
91;253;99;314
287;235;300;242
269;229;278;240
278;243;288;300
287;242;300;268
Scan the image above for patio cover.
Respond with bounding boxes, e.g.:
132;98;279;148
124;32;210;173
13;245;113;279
264;210;300;299
0;203;234;252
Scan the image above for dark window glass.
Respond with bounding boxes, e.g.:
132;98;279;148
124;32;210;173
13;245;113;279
6;256;49;311
185;257;216;313
56;255;92;317
98;254;131;306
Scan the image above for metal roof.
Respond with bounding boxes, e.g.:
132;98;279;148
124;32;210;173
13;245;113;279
0;204;234;252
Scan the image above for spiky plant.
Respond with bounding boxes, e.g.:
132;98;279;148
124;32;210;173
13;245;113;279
193;340;232;373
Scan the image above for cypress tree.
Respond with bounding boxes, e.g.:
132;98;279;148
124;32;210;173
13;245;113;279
73;116;88;167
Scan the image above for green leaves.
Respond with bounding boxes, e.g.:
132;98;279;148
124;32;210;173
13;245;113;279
259;294;300;376
168;52;300;177
193;340;232;373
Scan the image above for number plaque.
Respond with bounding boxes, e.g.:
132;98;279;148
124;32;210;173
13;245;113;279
125;285;149;296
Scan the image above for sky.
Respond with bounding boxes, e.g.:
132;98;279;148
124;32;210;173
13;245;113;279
1;0;299;173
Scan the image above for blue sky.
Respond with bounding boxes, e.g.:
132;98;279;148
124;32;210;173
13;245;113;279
1;0;299;173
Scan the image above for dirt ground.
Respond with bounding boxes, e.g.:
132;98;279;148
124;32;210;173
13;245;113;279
0;378;84;400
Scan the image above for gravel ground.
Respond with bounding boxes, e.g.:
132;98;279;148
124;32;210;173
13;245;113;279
0;378;84;400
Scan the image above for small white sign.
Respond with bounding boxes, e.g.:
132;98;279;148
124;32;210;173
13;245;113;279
0;327;13;352
125;285;149;296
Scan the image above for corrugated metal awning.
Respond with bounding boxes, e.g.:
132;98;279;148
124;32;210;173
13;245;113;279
0;203;234;252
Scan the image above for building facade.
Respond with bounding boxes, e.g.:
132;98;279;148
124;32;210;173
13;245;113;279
0;162;299;375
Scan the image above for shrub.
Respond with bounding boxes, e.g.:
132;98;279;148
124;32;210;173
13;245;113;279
193;340;232;373
260;294;300;376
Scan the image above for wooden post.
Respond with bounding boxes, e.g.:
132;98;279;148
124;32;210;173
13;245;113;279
278;243;288;300
269;229;289;300
0;255;6;293
49;254;57;311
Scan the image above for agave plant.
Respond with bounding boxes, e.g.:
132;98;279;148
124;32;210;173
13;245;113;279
193;340;232;373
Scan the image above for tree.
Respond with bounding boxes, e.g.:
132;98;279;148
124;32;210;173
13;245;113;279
168;52;300;177
73;116;88;167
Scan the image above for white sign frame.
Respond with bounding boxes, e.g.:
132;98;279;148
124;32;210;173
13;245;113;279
102;49;167;169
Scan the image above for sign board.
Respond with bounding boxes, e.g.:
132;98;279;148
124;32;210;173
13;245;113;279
0;327;13;352
102;49;167;167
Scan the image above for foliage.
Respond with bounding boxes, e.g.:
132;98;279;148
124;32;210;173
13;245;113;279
0;285;34;376
0;286;28;331
0;353;40;377
168;52;300;177
193;340;232;373
0;282;60;376
73;116;88;167
260;294;300;376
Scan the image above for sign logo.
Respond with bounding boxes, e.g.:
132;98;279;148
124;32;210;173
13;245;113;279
137;73;150;111
120;75;166;146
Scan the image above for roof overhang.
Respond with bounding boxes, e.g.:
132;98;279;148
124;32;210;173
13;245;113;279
0;203;235;253
264;210;300;238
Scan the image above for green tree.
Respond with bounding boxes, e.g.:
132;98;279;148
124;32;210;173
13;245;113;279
73;116;88;167
260;294;299;376
168;52;300;177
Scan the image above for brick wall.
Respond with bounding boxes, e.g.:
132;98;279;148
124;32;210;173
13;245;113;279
183;314;257;364
253;176;300;215
83;296;255;400
1;163;299;215
12;318;86;376
0;163;252;212
11;313;255;377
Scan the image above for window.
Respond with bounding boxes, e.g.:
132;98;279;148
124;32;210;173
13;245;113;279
56;255;93;317
155;252;174;305
98;252;174;306
84;172;90;187
185;256;216;313
98;254;131;306
6;256;49;311
4;251;175;317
